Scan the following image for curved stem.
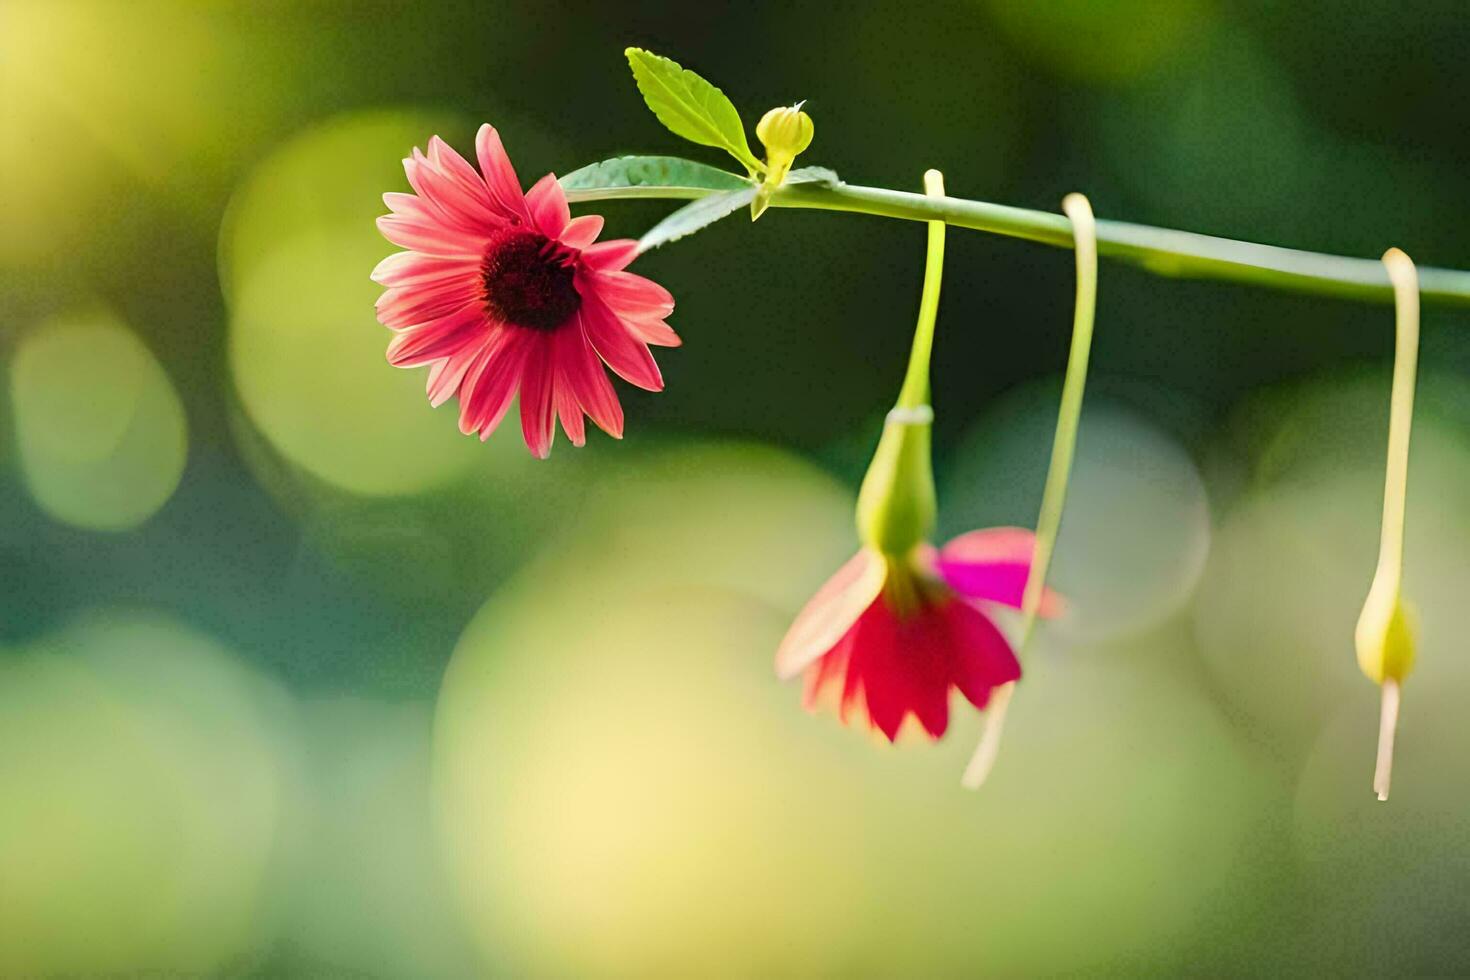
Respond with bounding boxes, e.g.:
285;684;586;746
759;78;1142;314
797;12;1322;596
1377;249;1420;584
962;193;1099;792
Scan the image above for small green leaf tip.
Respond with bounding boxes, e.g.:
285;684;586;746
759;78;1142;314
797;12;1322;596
624;48;764;175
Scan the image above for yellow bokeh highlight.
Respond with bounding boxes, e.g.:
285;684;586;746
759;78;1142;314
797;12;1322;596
436;441;1261;975
10;310;187;530
0;0;289;265
0;612;288;976
224;110;489;496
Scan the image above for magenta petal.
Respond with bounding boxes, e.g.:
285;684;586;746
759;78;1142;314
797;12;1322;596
936;526;1063;616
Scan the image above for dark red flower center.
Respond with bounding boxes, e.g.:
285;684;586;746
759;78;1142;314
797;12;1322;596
481;228;581;331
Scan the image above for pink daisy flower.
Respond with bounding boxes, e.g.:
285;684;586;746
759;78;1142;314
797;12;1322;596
776;527;1061;741
372;125;679;457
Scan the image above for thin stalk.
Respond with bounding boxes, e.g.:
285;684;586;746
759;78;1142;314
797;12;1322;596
895;170;948;409
1359;248;1420;803
571;178;1470;305
962;193;1099;791
769;182;1470;306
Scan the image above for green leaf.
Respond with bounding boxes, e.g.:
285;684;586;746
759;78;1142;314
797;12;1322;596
559;156;751;203
624;48;763;173
638;186;759;252
785;166;841;186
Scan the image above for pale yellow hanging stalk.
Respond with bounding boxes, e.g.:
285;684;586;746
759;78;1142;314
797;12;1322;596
963;193;1098;790
1355;248;1421;802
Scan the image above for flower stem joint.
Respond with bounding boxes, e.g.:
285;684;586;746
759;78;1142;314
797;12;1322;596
751;103;814;220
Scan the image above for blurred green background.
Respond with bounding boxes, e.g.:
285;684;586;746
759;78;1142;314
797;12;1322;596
4;0;1470;975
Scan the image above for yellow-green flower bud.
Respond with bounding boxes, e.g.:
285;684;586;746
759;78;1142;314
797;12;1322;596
751;103;814;220
756;103;814;184
855;406;937;556
1355;585;1417;685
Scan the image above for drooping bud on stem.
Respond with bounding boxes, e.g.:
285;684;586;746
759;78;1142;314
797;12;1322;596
855;171;946;555
751;102;814;219
1355;247;1421;802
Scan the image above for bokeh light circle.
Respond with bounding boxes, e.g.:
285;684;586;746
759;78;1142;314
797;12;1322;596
224;110;491;497
436;441;1260;975
10;310;187;530
0;611;289;976
1193;373;1470;759
943;388;1211;643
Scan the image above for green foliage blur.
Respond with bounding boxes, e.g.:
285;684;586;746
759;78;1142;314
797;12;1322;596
4;1;1470;976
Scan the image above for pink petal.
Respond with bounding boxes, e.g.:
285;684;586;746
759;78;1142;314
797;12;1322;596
559;316;624;438
518;333;557;458
426;345;479;407
559;214;604;251
936;527;1064;616
803;626;856;712
775;549;887;680
590;270;675;319
375;279;483;330
624;317;681;348
457;329;526;437
404;148;500;235
554;383;586;447
474;124;530;222
386;303;490;367
371;252;480;288
580;239;639;272
525;174;571;238
376;213;483;257
427;135;498;212
581;295;664;391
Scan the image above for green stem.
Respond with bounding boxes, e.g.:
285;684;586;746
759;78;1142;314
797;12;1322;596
768;182;1470;306
1017;192;1098;651
895;170;948;409
961;192;1099;792
572;177;1470;305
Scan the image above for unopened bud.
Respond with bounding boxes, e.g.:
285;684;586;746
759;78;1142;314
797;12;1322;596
1355;585;1417;685
752;103;814;219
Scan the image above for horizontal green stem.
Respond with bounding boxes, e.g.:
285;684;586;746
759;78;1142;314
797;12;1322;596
770;181;1470;306
575;174;1470;306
